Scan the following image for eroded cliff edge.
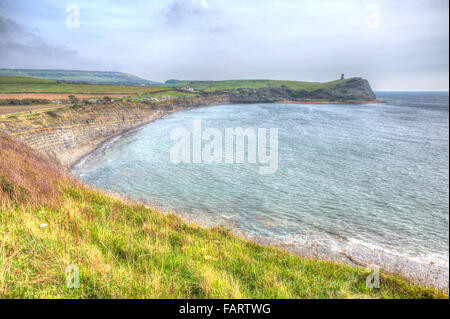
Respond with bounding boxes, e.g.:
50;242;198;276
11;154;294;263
0;95;231;167
228;77;377;103
0;77;378;168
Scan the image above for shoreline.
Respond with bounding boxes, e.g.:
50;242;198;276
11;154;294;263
276;99;385;104
66;108;185;169
246;232;449;292
67;115;164;169
116;201;449;292
64;99;383;168
67;101;449;292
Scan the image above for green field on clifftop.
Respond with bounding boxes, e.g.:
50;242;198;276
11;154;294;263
161;78;353;91
0;76;165;94
0;75;354;94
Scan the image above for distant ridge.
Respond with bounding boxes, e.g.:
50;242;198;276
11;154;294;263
0;68;160;86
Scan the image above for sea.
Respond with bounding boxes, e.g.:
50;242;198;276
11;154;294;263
72;92;449;288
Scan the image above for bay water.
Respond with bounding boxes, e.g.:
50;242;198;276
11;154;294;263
73;92;449;271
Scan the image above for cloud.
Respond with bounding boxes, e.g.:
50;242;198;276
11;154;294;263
165;0;234;34
166;0;210;21
0;15;92;69
0;1;447;89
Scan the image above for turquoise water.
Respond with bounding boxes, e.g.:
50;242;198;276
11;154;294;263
73;92;449;266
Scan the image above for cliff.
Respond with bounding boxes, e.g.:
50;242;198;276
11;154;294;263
0;78;377;167
0;95;231;167
228;78;377;103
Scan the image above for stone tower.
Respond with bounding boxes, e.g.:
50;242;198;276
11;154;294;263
340;73;345;80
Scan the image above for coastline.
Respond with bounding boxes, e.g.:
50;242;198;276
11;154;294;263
67;112;170;169
65;107;194;168
64;99;383;168
276;99;386;104
67;101;449;292
245;232;449;292
118;201;449;292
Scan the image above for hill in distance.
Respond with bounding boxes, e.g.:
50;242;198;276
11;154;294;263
2;69;362;92
0;69;160;86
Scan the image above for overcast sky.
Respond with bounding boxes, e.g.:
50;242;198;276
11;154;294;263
0;0;448;90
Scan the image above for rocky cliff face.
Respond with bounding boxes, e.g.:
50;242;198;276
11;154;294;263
323;77;376;101
0;95;232;167
229;77;377;103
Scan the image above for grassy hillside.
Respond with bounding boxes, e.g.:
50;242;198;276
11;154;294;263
0;71;355;93
0;69;160;86
0;76;168;95
162;79;353;91
0;75;366;100
0;132;445;298
0;76;54;85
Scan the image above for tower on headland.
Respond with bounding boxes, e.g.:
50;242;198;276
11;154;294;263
340;73;345;80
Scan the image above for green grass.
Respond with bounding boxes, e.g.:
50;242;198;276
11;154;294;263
0;75;355;95
0;76;165;94
0;76;55;85
0;106;64;120
0;72;353;92
1;185;445;299
151;90;199;98
0;76;198;99
162;79;352;91
0;132;446;299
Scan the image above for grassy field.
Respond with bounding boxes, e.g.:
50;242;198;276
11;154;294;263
0;104;64;116
0;70;356;93
0;76;203;104
162;79;352;91
0;76;165;95
0;132;446;299
0;75;353;94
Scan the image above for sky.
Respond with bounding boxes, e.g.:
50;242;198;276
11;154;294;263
0;0;448;90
